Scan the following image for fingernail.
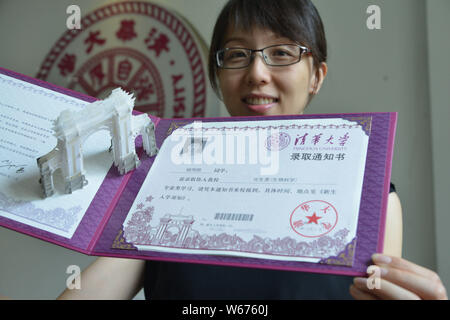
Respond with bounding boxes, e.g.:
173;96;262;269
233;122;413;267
372;253;392;265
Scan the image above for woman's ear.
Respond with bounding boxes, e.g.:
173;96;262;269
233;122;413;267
309;62;328;95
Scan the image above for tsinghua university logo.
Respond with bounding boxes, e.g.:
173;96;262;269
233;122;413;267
36;1;213;118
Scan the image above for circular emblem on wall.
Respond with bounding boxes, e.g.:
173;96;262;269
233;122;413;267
36;1;213;118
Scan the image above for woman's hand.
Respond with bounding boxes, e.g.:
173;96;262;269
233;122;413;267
350;254;448;300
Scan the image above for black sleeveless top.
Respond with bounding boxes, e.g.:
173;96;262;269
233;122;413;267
144;183;397;300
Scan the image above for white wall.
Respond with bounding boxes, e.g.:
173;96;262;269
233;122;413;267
312;0;437;270
0;0;448;298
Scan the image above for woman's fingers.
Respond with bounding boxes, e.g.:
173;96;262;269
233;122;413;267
351;253;448;300
371;254;448;300
349;284;378;300
353;277;421;300
373;254;437;280
377;265;447;300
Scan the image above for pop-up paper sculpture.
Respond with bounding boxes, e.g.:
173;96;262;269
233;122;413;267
37;88;158;198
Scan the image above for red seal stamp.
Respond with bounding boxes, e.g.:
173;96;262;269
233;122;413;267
36;1;213;118
290;200;338;238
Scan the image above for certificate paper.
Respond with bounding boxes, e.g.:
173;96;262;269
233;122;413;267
122;118;369;265
0;72;112;238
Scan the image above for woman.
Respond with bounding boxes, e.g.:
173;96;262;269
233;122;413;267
57;0;447;300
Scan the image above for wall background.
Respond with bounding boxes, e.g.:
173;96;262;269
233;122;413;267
0;0;448;299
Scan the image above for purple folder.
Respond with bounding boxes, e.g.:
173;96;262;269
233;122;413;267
0;66;397;276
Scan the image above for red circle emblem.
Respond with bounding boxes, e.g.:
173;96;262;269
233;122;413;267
290;200;338;238
36;1;210;118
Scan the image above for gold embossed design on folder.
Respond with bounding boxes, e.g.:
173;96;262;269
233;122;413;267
320;238;356;267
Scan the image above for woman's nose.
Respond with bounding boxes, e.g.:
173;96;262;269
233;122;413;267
245;53;271;86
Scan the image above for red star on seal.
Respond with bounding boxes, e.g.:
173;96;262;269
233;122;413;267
306;212;322;224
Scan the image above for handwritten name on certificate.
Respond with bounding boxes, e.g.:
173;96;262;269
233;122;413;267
122;118;370;264
0;74;112;238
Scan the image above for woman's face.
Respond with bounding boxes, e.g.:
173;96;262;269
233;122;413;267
217;27;326;117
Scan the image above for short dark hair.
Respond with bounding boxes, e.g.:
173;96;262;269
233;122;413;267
208;0;327;97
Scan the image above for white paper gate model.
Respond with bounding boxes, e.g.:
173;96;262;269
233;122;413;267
37;88;158;198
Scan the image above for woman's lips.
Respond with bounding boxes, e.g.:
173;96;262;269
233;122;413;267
246;102;277;113
242;96;278;113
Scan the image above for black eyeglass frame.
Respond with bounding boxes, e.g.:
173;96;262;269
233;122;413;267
215;44;311;69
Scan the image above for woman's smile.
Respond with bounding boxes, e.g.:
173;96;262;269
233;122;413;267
241;93;279;113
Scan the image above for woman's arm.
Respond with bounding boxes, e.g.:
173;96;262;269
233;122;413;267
57;257;146;300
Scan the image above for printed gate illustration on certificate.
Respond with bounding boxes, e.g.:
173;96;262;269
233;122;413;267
151;214;195;246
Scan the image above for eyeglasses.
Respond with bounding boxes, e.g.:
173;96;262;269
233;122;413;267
216;44;311;69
